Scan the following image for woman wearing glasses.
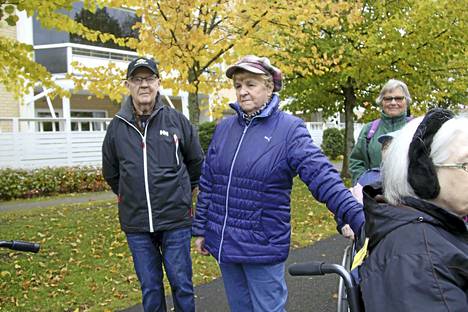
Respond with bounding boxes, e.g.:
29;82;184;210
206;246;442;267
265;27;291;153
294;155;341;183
342;79;413;239
359;108;468;312
349;79;412;185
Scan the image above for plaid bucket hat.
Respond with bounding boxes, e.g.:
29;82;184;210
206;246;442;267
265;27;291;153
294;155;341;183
225;55;283;92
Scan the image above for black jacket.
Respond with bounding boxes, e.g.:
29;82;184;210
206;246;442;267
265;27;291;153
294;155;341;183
102;95;204;233
359;185;468;312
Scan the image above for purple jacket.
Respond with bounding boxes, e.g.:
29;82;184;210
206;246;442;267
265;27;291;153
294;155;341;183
192;95;364;263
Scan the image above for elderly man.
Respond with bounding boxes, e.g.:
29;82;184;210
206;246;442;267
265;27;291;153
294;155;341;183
102;57;204;312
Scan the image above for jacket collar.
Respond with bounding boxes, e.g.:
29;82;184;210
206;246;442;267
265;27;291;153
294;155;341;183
229;94;280;125
402;196;468;236
363;184;468;250
380;110;407;123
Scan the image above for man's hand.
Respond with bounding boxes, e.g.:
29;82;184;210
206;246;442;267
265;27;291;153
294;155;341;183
194;237;210;256
341;224;355;240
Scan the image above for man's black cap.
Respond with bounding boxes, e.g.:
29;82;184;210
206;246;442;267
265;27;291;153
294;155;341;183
127;57;159;78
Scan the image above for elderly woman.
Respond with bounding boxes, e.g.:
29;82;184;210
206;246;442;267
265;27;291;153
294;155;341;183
349;79;412;184
359;108;468;312
192;55;364;312
343;79;413;239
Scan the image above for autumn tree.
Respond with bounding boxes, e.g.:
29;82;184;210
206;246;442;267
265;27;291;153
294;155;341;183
278;0;467;177
72;0;358;124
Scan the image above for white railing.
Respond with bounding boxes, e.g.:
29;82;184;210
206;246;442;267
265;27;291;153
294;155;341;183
0;131;106;168
0;117;111;133
305;122;363;146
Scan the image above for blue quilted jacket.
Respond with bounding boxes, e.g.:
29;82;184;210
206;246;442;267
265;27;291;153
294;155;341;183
192;95;364;263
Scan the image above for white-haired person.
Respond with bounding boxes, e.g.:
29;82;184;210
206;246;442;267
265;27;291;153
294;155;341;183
192;55;365;312
359;108;468;312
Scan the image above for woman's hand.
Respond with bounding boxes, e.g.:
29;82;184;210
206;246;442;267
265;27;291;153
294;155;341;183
194;237;210;256
341;224;355;241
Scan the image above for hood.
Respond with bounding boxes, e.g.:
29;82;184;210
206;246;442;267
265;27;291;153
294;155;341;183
229;94;280;125
362;184;468;250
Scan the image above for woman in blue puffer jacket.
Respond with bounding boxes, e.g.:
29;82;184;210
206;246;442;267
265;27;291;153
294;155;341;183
192;55;364;312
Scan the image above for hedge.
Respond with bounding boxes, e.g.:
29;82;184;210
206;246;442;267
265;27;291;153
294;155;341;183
0;166;109;201
198;120;217;153
321;127;345;160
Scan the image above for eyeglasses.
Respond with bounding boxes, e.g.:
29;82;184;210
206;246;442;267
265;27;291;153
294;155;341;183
433;162;468;173
383;96;405;103
129;75;158;85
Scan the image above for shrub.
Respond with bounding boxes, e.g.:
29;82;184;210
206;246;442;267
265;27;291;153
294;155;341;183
321;127;344;160
0;166;109;201
198;121;217;153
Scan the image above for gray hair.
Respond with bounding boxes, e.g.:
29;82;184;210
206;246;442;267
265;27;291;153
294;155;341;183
376;79;412;105
382;115;468;205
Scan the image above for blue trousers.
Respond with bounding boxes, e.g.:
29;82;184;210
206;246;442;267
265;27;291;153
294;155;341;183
219;261;287;312
126;227;195;312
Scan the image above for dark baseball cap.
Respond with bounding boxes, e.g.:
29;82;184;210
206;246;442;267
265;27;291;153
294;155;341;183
127;57;159;78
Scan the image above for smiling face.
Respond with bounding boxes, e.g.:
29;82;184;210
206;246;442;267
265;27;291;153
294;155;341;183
432;131;468;217
233;71;274;114
125;67;160;114
381;87;408;117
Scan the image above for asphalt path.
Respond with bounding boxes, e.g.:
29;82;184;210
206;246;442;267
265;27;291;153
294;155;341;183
0;191;116;212
120;235;349;312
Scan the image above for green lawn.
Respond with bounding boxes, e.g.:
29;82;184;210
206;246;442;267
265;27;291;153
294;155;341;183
0;179;337;311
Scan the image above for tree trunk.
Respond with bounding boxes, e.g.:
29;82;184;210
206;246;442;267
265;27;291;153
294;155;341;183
341;77;357;179
188;69;201;125
188;92;200;125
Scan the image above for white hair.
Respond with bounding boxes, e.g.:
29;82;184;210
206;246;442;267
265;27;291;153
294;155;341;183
382;117;422;205
382;115;468;205
430;117;467;164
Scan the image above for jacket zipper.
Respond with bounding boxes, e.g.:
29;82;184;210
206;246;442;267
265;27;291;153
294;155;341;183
116;108;162;233
218;121;252;263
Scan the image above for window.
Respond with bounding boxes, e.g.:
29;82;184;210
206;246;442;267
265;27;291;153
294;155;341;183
35;110;108;132
33;2;139;51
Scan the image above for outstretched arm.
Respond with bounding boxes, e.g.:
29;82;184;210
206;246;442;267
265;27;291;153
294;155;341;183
287;121;364;234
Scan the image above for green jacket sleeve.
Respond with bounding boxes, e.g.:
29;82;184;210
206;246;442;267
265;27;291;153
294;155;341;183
349;123;371;184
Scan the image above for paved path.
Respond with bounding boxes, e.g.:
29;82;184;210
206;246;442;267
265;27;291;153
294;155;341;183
119;235;349;312
0;191;116;212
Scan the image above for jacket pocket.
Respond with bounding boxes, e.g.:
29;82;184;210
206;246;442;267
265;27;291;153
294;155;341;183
156;136;178;168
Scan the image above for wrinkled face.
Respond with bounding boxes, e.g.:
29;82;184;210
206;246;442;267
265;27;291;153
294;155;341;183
125;67;160;112
382;87;407;117
233;71;273;114
432;132;468;217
